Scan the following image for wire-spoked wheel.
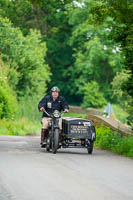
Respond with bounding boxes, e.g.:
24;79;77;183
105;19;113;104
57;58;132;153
52;128;59;154
46;137;51;152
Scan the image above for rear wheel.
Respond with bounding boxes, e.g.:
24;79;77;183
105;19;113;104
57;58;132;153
87;140;93;154
52;128;59;154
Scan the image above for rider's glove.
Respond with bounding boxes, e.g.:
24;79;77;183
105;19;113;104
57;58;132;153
40;107;45;111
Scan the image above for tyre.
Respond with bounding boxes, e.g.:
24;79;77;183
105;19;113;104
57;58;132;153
52;128;59;154
87;140;93;154
46;137;51;152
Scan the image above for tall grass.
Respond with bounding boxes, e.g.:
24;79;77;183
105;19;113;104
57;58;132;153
18;96;42;122
112;104;128;124
0;118;41;136
95;125;133;157
0;96;42;136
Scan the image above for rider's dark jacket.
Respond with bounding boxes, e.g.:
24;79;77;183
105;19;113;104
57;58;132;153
38;95;69;117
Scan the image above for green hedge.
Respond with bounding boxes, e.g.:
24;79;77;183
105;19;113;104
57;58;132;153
95;125;133;157
0;58;18;119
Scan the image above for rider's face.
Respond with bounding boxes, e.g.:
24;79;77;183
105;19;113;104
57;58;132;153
52;91;59;99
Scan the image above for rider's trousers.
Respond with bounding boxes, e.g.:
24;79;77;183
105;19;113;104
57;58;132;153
42;117;62;129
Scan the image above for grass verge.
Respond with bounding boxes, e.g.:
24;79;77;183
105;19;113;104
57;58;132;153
95;125;133;157
0;118;41;136
64;112;87;118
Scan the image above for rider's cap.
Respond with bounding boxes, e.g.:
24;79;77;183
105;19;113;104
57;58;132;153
51;86;60;92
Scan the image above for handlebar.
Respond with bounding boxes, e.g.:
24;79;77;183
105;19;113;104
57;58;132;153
43;110;51;117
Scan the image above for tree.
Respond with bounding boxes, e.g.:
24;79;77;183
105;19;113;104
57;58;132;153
85;0;133;125
111;70;131;106
0;0;75;103
0;17;50;98
82;81;107;108
88;0;133;97
0;57;18;119
67;5;123;102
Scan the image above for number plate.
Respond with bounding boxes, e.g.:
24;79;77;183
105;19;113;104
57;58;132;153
70;125;89;134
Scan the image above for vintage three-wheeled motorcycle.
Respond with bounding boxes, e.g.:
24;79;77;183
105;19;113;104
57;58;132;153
42;110;96;154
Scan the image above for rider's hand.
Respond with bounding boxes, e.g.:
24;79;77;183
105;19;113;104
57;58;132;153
64;109;69;113
40;107;45;111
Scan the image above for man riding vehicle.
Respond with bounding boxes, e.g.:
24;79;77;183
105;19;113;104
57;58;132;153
38;86;69;146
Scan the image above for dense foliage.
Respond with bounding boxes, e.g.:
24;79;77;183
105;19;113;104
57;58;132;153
0;118;41;135
0;0;132;126
0;17;50;119
0;17;50;98
82;81;107;108
95;125;133;157
0;57;18;119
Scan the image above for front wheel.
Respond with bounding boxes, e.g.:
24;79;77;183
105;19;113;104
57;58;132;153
52;128;59;154
87;140;93;154
46;137;51;152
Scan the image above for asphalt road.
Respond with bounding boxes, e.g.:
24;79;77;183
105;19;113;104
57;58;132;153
0;135;133;200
